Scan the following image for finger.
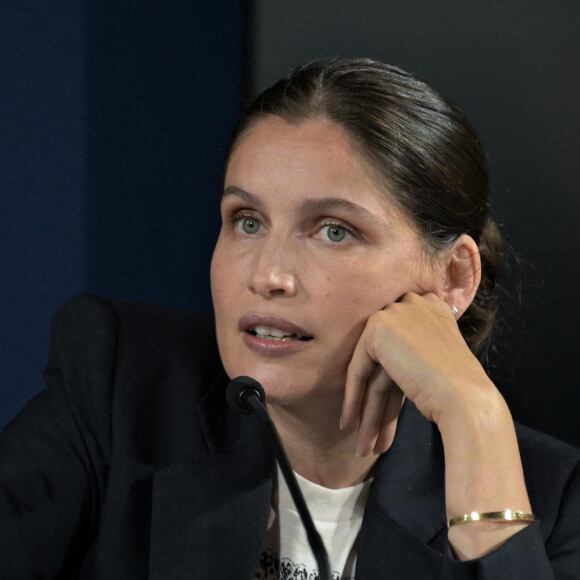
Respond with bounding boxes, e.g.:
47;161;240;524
373;385;405;455
341;333;379;430
355;365;393;457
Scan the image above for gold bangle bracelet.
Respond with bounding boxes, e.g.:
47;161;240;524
447;509;536;528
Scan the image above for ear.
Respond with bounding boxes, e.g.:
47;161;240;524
442;234;481;318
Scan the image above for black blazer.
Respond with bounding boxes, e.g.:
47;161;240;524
1;294;579;579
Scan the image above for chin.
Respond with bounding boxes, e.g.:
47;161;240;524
225;363;308;404
220;347;348;406
244;367;298;397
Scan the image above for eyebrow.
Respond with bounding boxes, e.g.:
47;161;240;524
222;186;266;211
299;197;381;223
223;186;384;225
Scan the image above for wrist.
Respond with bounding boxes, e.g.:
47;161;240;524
439;388;532;529
435;374;508;443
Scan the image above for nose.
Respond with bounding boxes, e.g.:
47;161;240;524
248;242;298;299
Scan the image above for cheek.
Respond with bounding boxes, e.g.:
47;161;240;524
317;253;427;333
209;251;223;306
313;267;390;355
210;239;243;305
210;248;238;368
322;265;396;311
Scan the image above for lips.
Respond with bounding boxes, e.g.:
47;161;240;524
238;314;313;342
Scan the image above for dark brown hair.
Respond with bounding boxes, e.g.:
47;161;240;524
225;58;504;360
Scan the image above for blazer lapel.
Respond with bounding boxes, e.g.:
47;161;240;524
357;401;449;578
149;372;274;579
148;379;448;579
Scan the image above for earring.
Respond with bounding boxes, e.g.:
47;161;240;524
450;305;459;316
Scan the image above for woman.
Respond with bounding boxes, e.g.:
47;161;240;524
1;58;579;578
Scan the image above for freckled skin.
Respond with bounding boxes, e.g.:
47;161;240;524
210;117;442;411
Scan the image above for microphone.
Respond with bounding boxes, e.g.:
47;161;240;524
225;375;265;414
226;376;332;580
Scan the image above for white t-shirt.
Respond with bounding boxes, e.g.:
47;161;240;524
255;465;372;580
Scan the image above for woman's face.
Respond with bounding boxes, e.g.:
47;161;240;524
211;117;443;408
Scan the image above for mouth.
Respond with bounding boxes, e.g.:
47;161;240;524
239;315;313;343
247;325;313;342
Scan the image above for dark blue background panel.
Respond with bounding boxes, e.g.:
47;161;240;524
0;3;85;429
85;0;245;309
0;1;246;428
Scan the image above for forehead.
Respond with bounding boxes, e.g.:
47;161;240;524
224;117;388;207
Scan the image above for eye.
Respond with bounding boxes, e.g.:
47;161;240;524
319;224;350;243
236;215;262;235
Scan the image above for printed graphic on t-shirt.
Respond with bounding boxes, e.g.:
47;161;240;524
254;549;353;580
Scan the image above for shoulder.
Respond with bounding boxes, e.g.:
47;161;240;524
47;292;222;412
45;293;224;462
516;421;580;485
52;292;215;341
515;421;580;540
50;293;218;369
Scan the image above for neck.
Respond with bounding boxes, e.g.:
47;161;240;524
267;397;379;489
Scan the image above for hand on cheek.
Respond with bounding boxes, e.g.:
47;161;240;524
341;291;488;453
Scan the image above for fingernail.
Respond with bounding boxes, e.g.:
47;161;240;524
339;416;343;430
